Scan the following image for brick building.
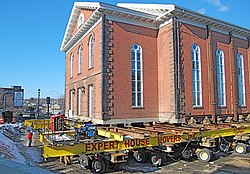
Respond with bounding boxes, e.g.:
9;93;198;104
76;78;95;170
61;2;250;124
0;86;24;112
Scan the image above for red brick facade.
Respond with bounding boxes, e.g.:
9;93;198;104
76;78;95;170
62;3;250;124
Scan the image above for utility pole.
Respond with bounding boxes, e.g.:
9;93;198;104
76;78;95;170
37;89;41;118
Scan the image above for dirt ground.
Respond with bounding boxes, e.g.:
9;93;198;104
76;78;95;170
16;127;250;174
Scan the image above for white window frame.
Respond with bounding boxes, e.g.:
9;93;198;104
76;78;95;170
88;35;94;69
191;44;202;107
78;46;82;74
77;13;84;29
69;90;74;111
216;49;226;107
88;85;93;118
77;88;82;115
237;53;246;107
70;54;74;78
131;44;143;107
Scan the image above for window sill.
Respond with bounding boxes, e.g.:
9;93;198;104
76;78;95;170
131;106;144;109
192;106;204;109
219;106;227;109
78;72;82;75
239;105;247;108
88;67;94;70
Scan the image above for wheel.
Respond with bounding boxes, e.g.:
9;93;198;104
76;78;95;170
181;148;194;161
133;150;147;163
235;143;247;154
79;154;91;169
92;157;106;174
219;143;230;152
150;153;164;167
197;148;212;162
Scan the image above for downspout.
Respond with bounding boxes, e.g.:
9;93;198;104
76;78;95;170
101;14;108;120
172;17;180;120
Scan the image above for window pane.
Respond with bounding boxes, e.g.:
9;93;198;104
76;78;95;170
137;52;141;61
137;62;141;70
132;70;135;80
137;71;141;81
137;93;141;106
131;53;135;61
132;61;135;70
137;82;141;92
132;93;136;106
192;92;196;105
132;82;135;92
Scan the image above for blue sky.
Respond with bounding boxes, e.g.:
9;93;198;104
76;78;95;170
0;0;249;99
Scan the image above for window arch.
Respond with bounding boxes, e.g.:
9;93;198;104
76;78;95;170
216;49;226;107
78;13;84;29
131;44;143;107
237;53;246;106
78;45;82;73
191;44;202;106
88;35;94;68
70;53;74;78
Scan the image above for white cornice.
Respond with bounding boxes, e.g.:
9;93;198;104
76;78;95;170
61;2;250;53
172;6;250;38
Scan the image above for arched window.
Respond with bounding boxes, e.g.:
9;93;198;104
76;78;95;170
191;44;202;106
237;53;246;106
70;53;74;78
88;35;94;68
78;45;82;73
78;13;84;29
131;44;143;107
216;49;226;107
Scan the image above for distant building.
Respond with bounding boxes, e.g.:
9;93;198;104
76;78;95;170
61;2;250;124
0;86;24;111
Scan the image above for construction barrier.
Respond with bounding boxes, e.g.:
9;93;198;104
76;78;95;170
24;119;50;130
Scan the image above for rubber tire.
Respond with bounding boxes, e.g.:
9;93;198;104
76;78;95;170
197;148;212;162
92;158;106;174
79;154;91;169
181;148;194;161
235;143;247;154
150;153;164;167
134;150;147;163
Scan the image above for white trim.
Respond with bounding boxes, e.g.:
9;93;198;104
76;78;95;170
66;17;102;54
216;49;226;107
159;18;172;29
106;14;158;29
237;53;246;107
88;35;94;69
88;85;93;118
77;88;82;115
77;13;84;29
191;44;202;107
131;44;143;107
70;54;74;78
78;45;82;74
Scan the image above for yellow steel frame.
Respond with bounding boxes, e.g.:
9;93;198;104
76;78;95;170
42;124;250;159
24;119;50;130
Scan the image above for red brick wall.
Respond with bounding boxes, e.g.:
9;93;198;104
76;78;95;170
110;21;159;120
181;22;250;117
181;23;209;115
157;22;176;120
65;21;103;120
